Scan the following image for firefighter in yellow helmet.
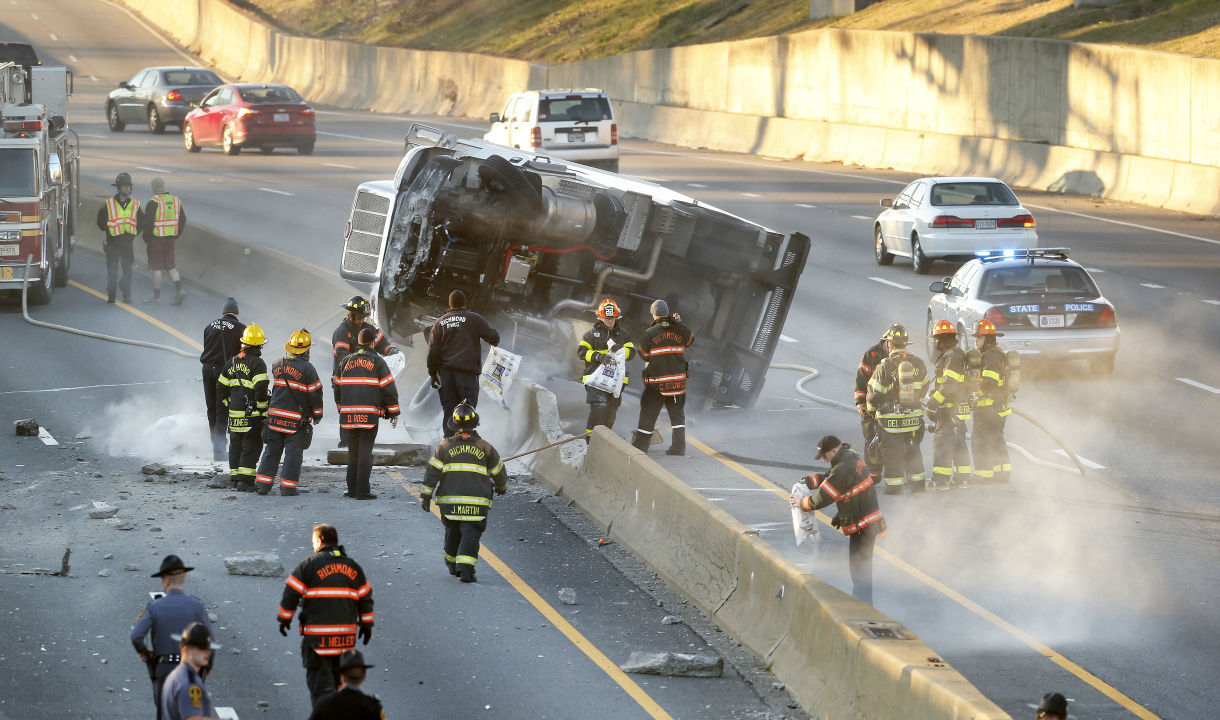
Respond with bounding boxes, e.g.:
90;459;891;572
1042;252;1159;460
925;320;972;490
577;299;635;438
254;330;325;496
216;324;270;492
865;324;930;493
972;318;1013;483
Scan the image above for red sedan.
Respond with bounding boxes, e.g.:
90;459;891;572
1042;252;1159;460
183;83;315;155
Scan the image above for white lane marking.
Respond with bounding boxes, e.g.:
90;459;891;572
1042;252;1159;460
1177;377;1220;394
779;334;797;343
741;192;760;197
687;183;708;188
77;132;106;139
49;33;58;41
312;109;485;132
795;203;816;208
1052;449;1105;470
1140;283;1165;289
851;215;871;220
869;276;912;290
137;166;170;174
323;162;359;170
259;187;294;196
1204;299;1220;306
0;380;172;395
69;54;77;62
317;130;398;145
89;75;98;82
104;0;212;71
37;428;59;446
1023;203;1220;248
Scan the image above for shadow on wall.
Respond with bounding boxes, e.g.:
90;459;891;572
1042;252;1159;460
1048;169;1105;196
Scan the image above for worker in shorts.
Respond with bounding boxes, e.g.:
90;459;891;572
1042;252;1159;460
141;176;187;304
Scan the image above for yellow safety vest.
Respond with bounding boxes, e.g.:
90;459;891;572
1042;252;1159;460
105;197;140;236
150;193;181;237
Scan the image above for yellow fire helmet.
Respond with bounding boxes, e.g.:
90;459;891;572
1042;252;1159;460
240;324;266;346
285;328;311;355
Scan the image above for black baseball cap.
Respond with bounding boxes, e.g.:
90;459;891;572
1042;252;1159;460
815;435;841;460
172;622;220;650
151;554;194;578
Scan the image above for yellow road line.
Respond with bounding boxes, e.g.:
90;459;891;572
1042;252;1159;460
390;471;675;720
69;280;203;350
687;434;1160;720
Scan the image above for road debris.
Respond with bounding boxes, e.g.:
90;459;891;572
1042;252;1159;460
224;552;283;577
619;651;724;677
88;502;119;519
14;419;39;436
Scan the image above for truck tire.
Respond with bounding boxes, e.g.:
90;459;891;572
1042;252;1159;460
52;243;70;287
27;266;53;305
477;155;542;215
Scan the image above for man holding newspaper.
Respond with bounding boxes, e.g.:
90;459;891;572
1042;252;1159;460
578;299;635;439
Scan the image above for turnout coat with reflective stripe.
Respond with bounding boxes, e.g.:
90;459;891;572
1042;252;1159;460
977;345;1012;415
216;350;269;432
266;355;324;433
421;431;507;522
638;316;694;396
806;446;886;536
577;320;635;384
854;340;887;409
279;545;373;656
927;346;970;419
331;320;391;382
335;348;400;430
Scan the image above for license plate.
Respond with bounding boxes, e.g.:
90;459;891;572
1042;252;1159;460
273;113;290;122
567;132;584;143
974;219;997;230
0;244;18;257
1039;314;1064;328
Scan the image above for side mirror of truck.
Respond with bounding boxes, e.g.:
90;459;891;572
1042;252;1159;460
48;152;63;185
489;113;500;124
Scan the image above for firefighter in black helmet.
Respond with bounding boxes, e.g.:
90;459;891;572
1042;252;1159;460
331;296;396;448
420;401;508;583
865;324;930;494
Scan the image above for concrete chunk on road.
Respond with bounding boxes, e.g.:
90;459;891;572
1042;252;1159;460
557;587;578;605
140;463;168;476
224;552;284;577
326;444;431;466
620;651;724;678
14;419;39;436
88;502;119;519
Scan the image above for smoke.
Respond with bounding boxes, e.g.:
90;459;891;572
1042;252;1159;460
94;382;214;464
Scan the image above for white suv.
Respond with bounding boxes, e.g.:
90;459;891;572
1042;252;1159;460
484;89;619;172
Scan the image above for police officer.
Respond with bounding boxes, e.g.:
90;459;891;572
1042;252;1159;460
279;524;374;707
420;402;508;583
96;171;143;304
427;289;500;436
201;298;245;466
866;324;930;493
578;298;635;436
972;318;1013;483
632;299;694;456
255;329;325;496
790;436;886;605
1036;692;1069;719
160;622;220;720
216;324;270;492
130;555;213;720
335;328;400;500
855;324;896;475
308;650;386;720
925;320;972;490
331;296;396;447
141;176;187;305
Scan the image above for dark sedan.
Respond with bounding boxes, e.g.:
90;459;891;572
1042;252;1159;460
106;66;222;134
183;83;316;155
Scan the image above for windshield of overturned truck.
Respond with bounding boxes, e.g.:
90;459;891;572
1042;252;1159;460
0;148;38;196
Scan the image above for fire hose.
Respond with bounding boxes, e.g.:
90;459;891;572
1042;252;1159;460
19;255;197;358
503;430;591;462
770;362;1085;476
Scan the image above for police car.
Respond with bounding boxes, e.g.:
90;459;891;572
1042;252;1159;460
925;248;1119;375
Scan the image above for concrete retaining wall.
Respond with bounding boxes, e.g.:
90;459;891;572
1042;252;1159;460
528;426;1010;719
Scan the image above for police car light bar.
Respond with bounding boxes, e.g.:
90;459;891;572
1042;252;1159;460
975;247;1070;260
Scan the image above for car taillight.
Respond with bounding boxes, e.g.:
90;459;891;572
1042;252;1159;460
930;215;974;228
300;107;315;115
998;214;1036;228
236;107;257;119
610;123;618;145
164;90;182;101
1097;306;1117;327
530;127;541;149
983;307;1007;329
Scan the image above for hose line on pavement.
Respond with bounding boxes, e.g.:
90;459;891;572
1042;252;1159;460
20;255;197;359
770;362;1084;476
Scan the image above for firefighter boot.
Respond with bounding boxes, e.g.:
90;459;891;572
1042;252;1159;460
445;560;459;577
459;567;477;583
666;426;686;456
631;430;651;453
236;477;256;493
279;485;299;497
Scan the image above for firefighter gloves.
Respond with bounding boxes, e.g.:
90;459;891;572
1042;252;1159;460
358;624;373;645
278;618;291;637
430;376;440;389
421;497;431;512
595;351;614;365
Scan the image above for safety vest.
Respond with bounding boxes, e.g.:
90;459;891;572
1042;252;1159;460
105;197;140;236
150;193;181;237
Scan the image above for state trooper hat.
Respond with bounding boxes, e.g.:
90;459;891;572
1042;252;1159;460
151;554;194;578
172;622;220;650
338;649;375;670
1037;692;1068;717
113;172;133;187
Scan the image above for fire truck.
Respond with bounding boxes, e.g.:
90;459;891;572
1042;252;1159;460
0;54;78;305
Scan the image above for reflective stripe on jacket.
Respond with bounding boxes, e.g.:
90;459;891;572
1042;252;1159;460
578;320;635;384
804;446;886;536
105;196;140;236
977;345;1011;415
279;545;373;655
331;320;392;381
335;348;400;429
927;345;971;420
854;340;886;408
639;316;694;396
866;350;929;415
216;350;269;432
421;430;507;522
149;193;182;237
266;355;325;433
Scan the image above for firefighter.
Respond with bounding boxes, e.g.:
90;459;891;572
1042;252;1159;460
255;329;325;496
336;328;400;500
140;176;187;305
427;289;501;436
789;435;886;605
95;171;143;304
865;324;930;493
130;555;213;720
278;524;374;707
331;296;396;448
631;299;694;456
925;320;972;490
578;298;635;437
420;401;508;583
972;318;1013;483
216;324;270;492
855;324;897;478
200;297;245;465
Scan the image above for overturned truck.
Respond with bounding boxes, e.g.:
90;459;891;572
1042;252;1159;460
340;124;809;408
